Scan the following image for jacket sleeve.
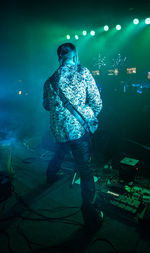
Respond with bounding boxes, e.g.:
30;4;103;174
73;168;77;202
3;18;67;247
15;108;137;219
43;79;51;111
85;68;103;117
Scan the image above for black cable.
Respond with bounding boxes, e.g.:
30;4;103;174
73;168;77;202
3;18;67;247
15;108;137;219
16;222;53;249
25;207;81;220
0;193;82;227
14;213;82;253
38;205;80;212
3;231;15;253
8;207;82;253
16;224;34;252
0;215;19;222
14;218;83;253
31;243;65;253
18;202;81;221
19;215;82;226
13;189;81;221
87;237;119;253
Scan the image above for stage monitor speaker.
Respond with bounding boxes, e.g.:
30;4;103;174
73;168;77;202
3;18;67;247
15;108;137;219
119;157;139;183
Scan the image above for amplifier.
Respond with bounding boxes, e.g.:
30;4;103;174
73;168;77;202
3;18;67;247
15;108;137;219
119;157;139;182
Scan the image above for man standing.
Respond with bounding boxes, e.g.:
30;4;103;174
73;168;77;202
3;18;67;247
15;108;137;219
43;43;103;232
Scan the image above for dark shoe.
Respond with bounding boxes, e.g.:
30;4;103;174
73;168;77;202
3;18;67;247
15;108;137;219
87;209;104;234
81;205;104;234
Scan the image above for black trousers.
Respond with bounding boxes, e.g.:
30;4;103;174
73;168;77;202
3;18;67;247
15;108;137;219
47;132;99;225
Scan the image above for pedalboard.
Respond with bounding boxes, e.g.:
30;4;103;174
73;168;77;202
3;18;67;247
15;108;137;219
96;177;150;224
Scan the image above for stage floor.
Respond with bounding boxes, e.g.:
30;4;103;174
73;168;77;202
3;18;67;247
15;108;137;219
0;140;150;253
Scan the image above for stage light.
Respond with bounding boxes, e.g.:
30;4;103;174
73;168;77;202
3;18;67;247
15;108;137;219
116;24;121;30
145;18;150;24
18;91;22;95
90;30;95;36
104;25;109;31
83;30;87;36
66;35;70;40
75;35;79;40
133;18;139;24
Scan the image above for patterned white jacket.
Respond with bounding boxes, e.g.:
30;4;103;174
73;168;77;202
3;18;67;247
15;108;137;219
43;64;102;142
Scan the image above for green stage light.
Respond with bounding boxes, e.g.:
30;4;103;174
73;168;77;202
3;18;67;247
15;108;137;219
75;35;79;40
116;24;121;30
145;18;150;24
90;30;95;36
66;35;70;40
133;18;139;24
104;25;109;31
83;30;87;36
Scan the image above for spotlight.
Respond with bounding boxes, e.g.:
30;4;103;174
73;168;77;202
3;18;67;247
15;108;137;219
66;35;70;40
145;18;150;24
116;24;121;30
75;35;79;40
104;25;109;31
83;30;87;36
90;30;95;36
133;18;139;24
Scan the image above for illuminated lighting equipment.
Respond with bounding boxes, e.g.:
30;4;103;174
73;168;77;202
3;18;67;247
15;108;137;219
104;25;109;31
145;18;150;24
114;69;119;75
116;24;121;30
108;69;119;76
83;30;87;36
133;18;139;24
127;67;136;74
90;30;95;36
18;91;22;95
108;70;114;76
66;35;70;40
92;70;100;76
75;35;79;40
